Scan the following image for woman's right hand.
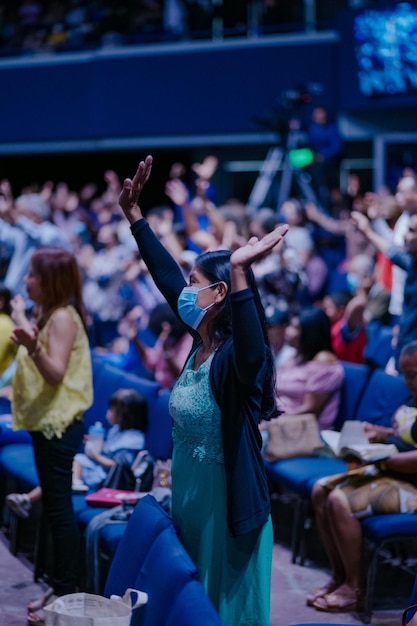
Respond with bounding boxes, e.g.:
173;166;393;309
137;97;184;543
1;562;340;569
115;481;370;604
119;155;153;224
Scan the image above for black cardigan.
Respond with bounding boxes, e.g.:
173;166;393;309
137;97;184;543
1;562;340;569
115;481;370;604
131;219;271;536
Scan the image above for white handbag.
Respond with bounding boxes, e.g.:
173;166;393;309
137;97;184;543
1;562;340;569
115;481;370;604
43;588;147;626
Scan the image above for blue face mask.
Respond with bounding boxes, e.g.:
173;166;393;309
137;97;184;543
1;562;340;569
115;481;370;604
177;282;219;330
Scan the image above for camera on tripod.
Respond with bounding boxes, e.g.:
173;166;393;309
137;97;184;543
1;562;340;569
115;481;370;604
253;82;323;136
248;82;324;214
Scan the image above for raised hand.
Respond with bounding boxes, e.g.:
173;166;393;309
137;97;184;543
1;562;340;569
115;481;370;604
119;155;153;224
350;210;371;234
230;224;288;270
165;178;189;207
229;224;288;293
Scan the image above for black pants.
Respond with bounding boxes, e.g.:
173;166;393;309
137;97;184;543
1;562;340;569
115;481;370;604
31;420;83;595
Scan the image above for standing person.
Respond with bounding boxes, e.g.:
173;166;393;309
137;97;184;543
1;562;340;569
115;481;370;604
10;247;93;625
307;106;343;208
118;155;288;626
352;210;417;371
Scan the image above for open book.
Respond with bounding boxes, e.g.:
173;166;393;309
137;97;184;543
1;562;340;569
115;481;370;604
321;421;398;464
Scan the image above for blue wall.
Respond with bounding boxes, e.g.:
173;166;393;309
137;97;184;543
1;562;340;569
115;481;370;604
1;36;339;151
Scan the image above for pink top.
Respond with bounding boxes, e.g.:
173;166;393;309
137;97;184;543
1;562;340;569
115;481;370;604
276;357;345;430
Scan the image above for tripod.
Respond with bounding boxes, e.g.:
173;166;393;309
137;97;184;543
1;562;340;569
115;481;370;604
246;125;321;216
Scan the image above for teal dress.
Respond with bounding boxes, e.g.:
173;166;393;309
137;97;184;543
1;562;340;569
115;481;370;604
169;350;273;626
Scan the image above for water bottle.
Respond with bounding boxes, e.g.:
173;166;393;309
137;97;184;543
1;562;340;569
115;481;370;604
87;421;105;454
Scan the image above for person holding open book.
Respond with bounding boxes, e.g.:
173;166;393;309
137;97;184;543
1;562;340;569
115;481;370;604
307;340;417;613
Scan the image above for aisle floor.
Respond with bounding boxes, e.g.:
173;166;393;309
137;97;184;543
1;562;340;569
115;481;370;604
0;504;411;626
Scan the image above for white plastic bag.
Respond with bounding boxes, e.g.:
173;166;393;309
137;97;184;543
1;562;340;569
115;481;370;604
43;588;147;626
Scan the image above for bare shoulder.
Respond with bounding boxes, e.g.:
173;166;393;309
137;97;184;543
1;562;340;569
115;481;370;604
49;307;78;333
50;307;75;323
313;350;338;363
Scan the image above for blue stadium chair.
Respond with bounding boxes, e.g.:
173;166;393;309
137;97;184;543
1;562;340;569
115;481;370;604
165;579;223;626
361;513;417;622
103;495;173;600
265;362;410;565
355;367;409;426
145;388;173;461
129;525;200;626
104;492;222;626
265;456;347;564
364;321;395;370
84;356;161;435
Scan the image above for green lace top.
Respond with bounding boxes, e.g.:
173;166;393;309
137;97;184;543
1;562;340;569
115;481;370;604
170;350;224;464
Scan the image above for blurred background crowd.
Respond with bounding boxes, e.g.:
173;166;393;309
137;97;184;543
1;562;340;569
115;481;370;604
0;0;378;56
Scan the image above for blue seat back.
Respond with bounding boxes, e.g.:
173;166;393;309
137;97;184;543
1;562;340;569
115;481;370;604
355;369;409;427
0;443;38;490
104;495;173;599
130;525;199;626
145;389;172;460
333;362;371;430
84;356;161;434
364;322;395;369
165;580;222;626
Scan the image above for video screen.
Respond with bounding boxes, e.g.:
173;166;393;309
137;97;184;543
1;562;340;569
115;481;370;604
354;3;417;97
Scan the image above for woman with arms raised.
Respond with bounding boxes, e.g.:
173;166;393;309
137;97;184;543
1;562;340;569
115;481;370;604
118;155;288;626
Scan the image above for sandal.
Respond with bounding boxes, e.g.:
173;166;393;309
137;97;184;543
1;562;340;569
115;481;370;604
27;608;45;626
27;588;55;612
313;589;358;613
306;581;340;607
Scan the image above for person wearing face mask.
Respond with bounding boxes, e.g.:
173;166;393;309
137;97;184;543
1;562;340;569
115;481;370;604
118;155;288;626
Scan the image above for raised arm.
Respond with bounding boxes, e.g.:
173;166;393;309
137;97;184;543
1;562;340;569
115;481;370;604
119;156;187;314
351;210;391;254
229;225;288;292
118;155;153;225
229;225;288;382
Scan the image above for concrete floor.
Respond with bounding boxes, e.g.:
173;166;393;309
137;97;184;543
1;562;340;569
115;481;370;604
0;500;411;626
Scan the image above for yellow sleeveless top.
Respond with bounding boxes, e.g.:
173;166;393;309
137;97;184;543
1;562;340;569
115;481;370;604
12;306;93;439
0;313;17;375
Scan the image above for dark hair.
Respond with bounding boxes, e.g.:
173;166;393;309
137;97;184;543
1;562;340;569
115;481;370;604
30;247;87;330
0;283;12;315
196;249;279;420
297;307;333;362
195;250;233;344
108;388;148;432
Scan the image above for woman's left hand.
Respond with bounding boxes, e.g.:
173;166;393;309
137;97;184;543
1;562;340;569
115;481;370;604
230;224;288;269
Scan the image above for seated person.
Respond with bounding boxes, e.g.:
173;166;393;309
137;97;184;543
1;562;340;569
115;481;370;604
275;307;345;430
6;388;148;517
307;340;417;613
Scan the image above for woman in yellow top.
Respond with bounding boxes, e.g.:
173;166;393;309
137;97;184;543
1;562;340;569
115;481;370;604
10;247;93;624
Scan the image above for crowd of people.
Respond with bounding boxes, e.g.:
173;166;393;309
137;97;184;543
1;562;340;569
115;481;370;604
0;0;313;57
3;147;417;622
1;152;416;396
